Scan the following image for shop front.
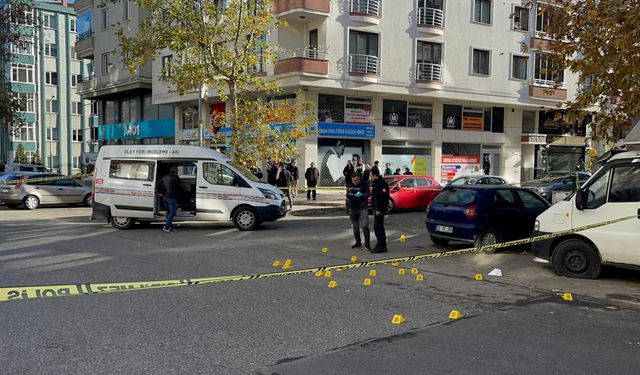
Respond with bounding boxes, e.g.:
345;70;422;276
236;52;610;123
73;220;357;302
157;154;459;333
533;110;588;177
98;118;176;145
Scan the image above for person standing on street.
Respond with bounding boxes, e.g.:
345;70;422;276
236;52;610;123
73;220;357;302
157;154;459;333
403;167;413;175
383;163;393;176
370;168;389;253
346;173;371;250
305;162;319;200
343;160;355;186
157;166;181;233
276;162;292;209
288;160;299;200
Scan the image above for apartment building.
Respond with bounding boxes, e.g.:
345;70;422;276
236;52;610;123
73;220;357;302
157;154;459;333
1;0;94;174
84;0;589;185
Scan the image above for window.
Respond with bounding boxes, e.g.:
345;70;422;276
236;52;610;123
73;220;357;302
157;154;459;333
513;6;529;31
473;0;491;24
11;122;36;142
101;8;110;31
72;129;83;142
109;160;155;181
11;37;33;55
317;94;344;123
72;102;83;115
493;190;516;208
516;190;548;210
609;166;640;203
348;30;379;74
416;178;432;187
161;55;173;78
584;170;610;209
46;99;59;113
409;103;433;128
45;71;58;85
70;17;77;32
44;43;58;57
71;74;82;87
472;49;490;76
55;179;79;187
16;93;35;112
203;162;243;186
72;156;81;170
42;13;57;29
123;0;131;21
345;97;372;124
534;52;564;87
416;41;442;81
383;100;407;126
47;127;59;141
512;55;528;80
101;52;110;75
11;64;34;83
399;178;416;188
11;9;34;26
120;97;139;123
536;6;551;37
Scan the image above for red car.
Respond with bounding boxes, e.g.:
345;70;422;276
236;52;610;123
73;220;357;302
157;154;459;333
369;175;443;213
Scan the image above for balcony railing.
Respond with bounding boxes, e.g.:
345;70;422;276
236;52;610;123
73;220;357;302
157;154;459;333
279;47;328;60
77;29;94;42
417;7;443;27
416;63;442;81
350;0;380;17
533;78;566;90
348;54;379;75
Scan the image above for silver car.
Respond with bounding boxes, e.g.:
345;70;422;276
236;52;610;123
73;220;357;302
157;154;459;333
0;173;92;210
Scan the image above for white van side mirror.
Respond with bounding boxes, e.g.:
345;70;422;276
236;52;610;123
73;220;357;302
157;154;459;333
575;189;586;211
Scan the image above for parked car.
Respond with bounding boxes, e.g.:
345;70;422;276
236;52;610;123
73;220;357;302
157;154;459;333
4;163;50;173
0;173;92;209
370;176;442;213
522;172;591;202
426;185;550;251
449;175;509;186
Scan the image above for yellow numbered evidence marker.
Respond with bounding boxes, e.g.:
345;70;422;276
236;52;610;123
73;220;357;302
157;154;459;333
398;269;406;275
561;293;573;301
324;271;333;278
363;278;372;286
416;274;424;281
391;262;400;267
474;274;483;281
322;247;329;253
448;310;463;320
369;269;377;276
328;280;338;288
400;234;406;242
391;314;406;324
272;260;283;267
314;271;325;277
411;267;419;274
351;255;358;262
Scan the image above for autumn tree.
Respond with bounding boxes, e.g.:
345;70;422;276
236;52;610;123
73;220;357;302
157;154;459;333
32;148;41;164
534;0;640;141
13;143;26;163
115;0;315;164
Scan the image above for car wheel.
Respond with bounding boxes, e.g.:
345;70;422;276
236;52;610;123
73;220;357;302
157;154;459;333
430;235;449;246
233;207;259;231
83;193;92;207
551;239;602;279
110;216;135;230
22;195;39;210
387;199;395;213
475;229;500;253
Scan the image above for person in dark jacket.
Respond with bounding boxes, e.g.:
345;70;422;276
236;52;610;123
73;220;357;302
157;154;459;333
276;162;292;209
288;160;299;200
343;160;355;186
157;166;181;232
403;167;413;175
370;168;390;253
393;168;401;175
305;162;319;200
346;173;371;250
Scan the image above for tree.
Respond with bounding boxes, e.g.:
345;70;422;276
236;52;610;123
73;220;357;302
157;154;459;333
32;148;41;164
13;143;26;163
533;0;640;141
115;0;316;164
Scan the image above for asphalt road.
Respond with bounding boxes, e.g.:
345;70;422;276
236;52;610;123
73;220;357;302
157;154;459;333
1;207;639;374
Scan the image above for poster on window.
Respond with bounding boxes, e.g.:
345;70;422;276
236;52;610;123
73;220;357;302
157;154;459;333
344;106;372;124
318;139;366;187
318;94;345;123
440;155;481;184
381;155;430;176
443;104;462;130
463;114;484;131
383;100;407;126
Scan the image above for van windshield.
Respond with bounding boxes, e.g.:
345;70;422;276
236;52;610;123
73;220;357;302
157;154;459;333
229;161;261;183
432;187;477;205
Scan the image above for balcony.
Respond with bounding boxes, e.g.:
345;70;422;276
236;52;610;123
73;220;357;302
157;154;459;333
348;54;378;82
529;79;567;101
77;77;96;95
415;63;442;89
416;7;444;35
275;48;329;76
75;30;94;60
274;0;331;21
349;0;380;25
530;36;551;51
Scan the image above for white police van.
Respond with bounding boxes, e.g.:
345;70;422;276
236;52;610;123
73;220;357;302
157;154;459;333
91;145;287;230
532;141;640;278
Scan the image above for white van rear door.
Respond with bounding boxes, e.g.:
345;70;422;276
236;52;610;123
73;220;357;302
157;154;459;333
196;161;240;221
105;159;156;219
574;164;640;265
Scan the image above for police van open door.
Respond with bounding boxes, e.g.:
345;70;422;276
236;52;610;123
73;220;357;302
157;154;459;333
105;159;157;229
196;160;241;221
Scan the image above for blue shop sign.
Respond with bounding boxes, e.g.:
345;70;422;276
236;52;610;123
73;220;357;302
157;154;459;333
99;119;175;141
317;122;375;139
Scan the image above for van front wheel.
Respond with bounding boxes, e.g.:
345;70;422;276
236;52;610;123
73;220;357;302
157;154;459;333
551;239;602;279
110;216;135;230
233;207;259;231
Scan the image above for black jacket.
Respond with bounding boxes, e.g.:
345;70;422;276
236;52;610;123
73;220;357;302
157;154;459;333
371;177;390;214
346;180;371;209
305;167;319;183
157;172;181;199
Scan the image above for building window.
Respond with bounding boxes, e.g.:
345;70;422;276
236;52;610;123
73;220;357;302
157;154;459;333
123;0;131;21
72;129;83;142
348;30;379;74
72;155;81;169
16;93;35;112
416;41;442;81
534;52;565;87
512;55;528;80
11;37;33;55
109;160;155;181
11;122;36;142
535;5;551;37
71;74;82;87
101;8;110;31
101;52;110;75
45;71;58;85
72;102;83;115
10;63;34;83
161;55;173;78
408;103;433;128
46;127;59;141
46;99;59;113
11;9;34;26
70;17;77;32
42;13;57;29
513;6;529;31
44;43;58;57
472;48;490;76
473;0;491;24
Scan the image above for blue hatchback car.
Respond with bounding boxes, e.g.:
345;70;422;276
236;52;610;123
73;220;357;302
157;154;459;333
426;185;550;252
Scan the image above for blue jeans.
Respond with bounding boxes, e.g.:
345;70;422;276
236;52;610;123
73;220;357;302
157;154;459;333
164;196;177;229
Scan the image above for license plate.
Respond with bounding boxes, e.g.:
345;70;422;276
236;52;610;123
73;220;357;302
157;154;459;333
436;225;453;234
1;188;8;193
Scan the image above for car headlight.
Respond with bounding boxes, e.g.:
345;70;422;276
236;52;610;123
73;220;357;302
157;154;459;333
259;188;279;200
534;220;540;232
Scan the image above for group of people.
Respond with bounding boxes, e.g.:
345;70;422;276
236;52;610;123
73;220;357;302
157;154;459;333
381;163;413;176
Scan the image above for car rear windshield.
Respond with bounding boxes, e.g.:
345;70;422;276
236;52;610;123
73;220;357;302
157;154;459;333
432;188;477;205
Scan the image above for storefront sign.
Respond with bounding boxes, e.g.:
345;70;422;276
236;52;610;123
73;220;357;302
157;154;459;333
318;122;375;139
550;136;586;146
99;119;175;141
462;115;483;131
521;134;547;144
443;104;462;130
344;107;372;124
440;155;482;184
182;128;215;141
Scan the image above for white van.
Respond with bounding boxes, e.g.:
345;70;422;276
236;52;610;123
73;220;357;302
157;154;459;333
91;145;288;230
532;149;640;278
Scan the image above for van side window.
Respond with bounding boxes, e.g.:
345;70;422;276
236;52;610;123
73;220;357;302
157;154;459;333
585;170;610;209
203;162;240;187
609;165;640;203
109;160;155;181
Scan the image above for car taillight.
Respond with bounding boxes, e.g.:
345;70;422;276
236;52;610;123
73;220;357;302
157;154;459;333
465;204;477;220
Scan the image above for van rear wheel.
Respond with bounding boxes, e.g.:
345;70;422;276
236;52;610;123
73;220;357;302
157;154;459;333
233;207;259;231
551;239;602;279
110;216;135;230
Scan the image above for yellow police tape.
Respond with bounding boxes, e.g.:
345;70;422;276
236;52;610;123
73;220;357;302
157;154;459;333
2;173;93;185
1;215;634;303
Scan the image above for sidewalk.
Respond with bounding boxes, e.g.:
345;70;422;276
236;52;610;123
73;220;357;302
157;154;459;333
287;188;346;216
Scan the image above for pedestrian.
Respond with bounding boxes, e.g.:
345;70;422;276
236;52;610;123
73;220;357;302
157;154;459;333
305;162;319;200
393;168;401;176
288;160;299;200
362;164;372;183
157;166;181;233
249;162;263;180
276;162;292;209
403;167;413;175
267;161;277;185
343;160;355;185
370;168;389;253
346;172;371;250
0;160;5;173
383;163;393;176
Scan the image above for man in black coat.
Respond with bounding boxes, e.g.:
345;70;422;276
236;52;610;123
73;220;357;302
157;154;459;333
346;173;371;250
370;168;389;253
157;166;181;233
304;162;319;200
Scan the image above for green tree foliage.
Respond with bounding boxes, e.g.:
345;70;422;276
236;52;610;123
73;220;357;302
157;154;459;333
13;143;26;163
32;148;41;164
115;0;316;164
534;0;640;141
